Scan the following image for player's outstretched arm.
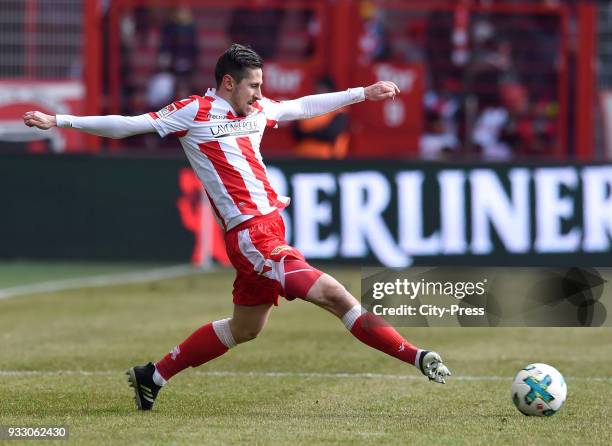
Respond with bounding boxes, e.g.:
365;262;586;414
271;81;400;122
23;111;156;139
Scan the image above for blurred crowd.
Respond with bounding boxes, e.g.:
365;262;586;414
119;3;316;114
356;0;562;160
113;1;565;159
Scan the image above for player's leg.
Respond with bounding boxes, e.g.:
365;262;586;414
127;302;272;410
229;303;274;344
155;302;273;378
302;272;359;317
303;273;451;383
305;273;422;364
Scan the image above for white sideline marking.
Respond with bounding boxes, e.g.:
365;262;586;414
0;370;610;382
0;265;206;300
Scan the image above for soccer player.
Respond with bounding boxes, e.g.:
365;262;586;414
23;44;451;410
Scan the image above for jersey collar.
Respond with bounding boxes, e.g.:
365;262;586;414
205;88;262;119
206;88;239;116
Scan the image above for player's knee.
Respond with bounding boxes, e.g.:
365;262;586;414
318;277;349;308
305;274;359;317
236;330;259;344
231;325;263;344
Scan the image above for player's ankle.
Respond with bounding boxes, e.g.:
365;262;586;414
414;349;426;368
152;364;168;386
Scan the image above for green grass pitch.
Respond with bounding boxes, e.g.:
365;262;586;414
0;264;610;445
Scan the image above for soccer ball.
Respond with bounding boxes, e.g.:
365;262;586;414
511;363;567;416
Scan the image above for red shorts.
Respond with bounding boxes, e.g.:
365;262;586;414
224;211;323;306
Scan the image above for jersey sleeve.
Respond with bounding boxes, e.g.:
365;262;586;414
257;97;285;129
144;96;200;137
258;88;365;125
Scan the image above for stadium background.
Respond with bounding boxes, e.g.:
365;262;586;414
1;0;610;267
0;1;611;445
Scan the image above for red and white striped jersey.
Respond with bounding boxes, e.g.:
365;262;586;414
145;88;290;231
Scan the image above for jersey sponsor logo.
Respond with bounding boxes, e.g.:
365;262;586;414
206;113;229;120
271;245;293;256
210;120;260;138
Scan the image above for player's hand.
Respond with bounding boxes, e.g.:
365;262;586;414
23;111;57;130
364;81;400;102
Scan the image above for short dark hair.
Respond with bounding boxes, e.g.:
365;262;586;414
214;44;263;87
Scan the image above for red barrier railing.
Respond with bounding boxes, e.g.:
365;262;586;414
335;0;571;159
93;1;592;159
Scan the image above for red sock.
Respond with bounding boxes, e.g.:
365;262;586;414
155;322;230;380
345;308;419;365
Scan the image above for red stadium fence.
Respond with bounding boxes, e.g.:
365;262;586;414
0;0;101;152
0;0;600;160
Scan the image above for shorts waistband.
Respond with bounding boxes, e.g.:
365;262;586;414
226;210;280;235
